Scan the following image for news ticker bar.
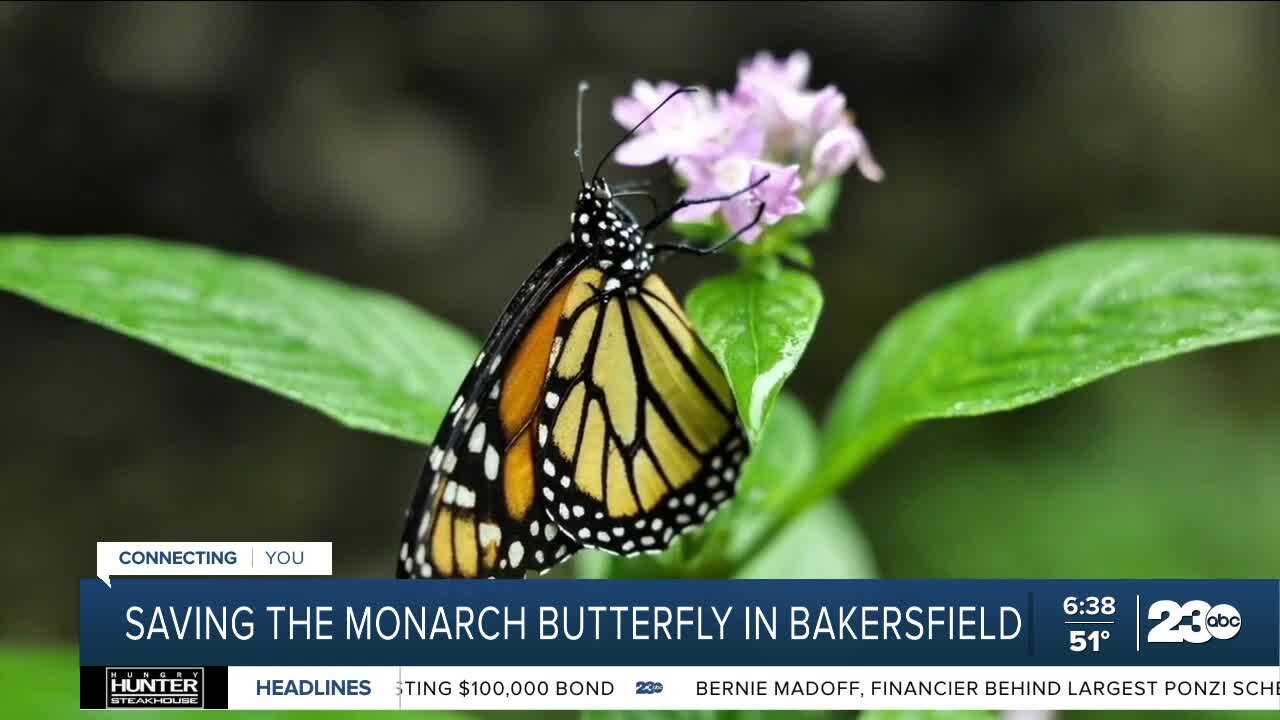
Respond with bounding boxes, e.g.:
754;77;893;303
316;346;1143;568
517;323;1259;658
80;665;1280;711
81;579;1279;666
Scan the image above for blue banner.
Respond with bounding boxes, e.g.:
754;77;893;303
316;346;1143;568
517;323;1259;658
80;579;1279;667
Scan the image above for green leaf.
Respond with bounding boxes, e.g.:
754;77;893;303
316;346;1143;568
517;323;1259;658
786;177;842;237
734;499;877;579
672;217;731;244
855;707;1003;712
717;393;819;567
0;645;474;719
778;243;815;269
686;269;823;441
0;236;478;445
795;235;1280;529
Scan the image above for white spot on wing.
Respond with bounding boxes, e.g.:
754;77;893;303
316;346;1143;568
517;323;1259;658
455;485;476;509
545;392;560;409
479;522;501;547
508;541;524;567
484;446;499;481
468;423;486;453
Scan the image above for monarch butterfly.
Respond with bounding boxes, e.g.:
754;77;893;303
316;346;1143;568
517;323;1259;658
396;84;764;579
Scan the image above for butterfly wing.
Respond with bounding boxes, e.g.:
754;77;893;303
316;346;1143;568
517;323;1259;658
534;269;748;555
398;244;588;578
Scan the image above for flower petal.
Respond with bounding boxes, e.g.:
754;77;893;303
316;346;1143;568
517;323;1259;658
809;86;847;132
674;201;721;223
721;196;765;243
612;96;652;129
857;150;886;183
811;124;862;180
613;133;673;166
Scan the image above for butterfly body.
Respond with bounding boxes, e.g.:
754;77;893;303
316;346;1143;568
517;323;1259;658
397;175;749;579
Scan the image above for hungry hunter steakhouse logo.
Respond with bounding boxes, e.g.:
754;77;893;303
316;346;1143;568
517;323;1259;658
106;667;203;708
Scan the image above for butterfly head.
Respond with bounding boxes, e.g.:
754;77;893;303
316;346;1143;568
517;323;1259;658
570;178;654;289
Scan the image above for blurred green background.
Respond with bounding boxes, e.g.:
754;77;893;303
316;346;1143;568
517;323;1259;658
0;2;1277;719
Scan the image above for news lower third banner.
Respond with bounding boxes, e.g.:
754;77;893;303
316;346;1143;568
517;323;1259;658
80;579;1280;711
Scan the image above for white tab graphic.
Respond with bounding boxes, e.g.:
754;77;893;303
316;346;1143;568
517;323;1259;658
96;542;332;587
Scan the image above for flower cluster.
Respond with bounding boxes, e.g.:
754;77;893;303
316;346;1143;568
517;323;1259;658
612;50;882;243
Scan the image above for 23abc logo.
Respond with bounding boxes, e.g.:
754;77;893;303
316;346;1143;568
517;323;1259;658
1147;600;1241;644
635;681;664;695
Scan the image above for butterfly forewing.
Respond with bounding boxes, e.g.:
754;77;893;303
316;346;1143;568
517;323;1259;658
534;270;748;556
398;245;587;579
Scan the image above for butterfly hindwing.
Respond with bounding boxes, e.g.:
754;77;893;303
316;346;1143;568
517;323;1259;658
398;246;587;579
534;269;748;555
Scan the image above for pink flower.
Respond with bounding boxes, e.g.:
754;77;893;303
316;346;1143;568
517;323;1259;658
612;50;882;243
722;163;805;242
611;81;751;166
812;123;883;183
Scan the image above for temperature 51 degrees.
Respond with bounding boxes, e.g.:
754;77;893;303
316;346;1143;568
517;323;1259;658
1070;629;1110;652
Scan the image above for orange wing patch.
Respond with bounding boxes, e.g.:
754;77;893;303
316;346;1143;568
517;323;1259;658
500;281;573;436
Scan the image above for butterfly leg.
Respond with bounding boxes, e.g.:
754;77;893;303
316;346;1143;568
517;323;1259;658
642;172;771;232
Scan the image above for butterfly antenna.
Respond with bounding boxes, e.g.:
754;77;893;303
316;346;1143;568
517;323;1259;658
575;81;589;185
593;85;698;181
646;172;770;234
